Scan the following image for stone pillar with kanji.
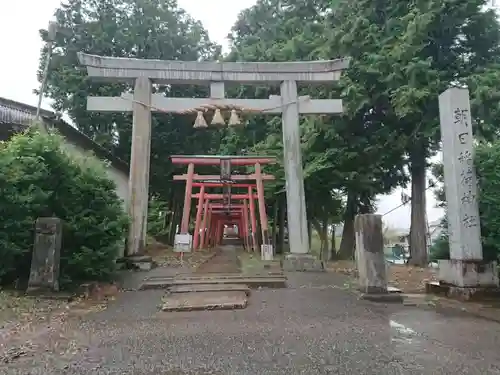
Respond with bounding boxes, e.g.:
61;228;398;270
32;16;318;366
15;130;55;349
437;87;499;297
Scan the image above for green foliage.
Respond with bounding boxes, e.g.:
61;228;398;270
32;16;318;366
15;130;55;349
147;197;170;237
476;141;500;261
429;234;450;262
227;0;400;227
39;0;222;201
0;130;128;287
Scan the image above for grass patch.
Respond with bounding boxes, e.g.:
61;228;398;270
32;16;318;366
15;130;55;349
238;251;283;275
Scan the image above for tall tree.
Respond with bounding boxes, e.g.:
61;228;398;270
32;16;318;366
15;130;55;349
329;0;500;265
224;0;412;259
388;0;500;265
37;0;222;201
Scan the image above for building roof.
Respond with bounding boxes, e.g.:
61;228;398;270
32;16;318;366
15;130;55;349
0;97;129;175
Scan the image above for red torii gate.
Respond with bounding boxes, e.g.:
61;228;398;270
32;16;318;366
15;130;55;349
171;155;275;251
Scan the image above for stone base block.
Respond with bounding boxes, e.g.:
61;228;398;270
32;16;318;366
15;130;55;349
25;288;72;301
282;253;324;272
438;259;499;287
359;293;404;303
447;285;500;301
425;281;449;296
426;280;500;301
117;255;155;271
358;285;403;303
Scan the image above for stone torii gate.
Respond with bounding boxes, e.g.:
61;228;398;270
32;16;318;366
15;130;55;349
78;53;349;269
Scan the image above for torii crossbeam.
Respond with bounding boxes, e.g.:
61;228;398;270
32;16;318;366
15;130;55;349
78;53;349;269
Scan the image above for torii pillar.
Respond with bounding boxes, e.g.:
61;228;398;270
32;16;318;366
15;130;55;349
78;53;349;269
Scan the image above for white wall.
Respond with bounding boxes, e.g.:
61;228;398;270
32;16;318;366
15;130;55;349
58;138;130;210
103;163;129;210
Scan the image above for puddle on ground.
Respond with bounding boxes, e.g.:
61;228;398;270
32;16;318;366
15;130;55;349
389;320;417;344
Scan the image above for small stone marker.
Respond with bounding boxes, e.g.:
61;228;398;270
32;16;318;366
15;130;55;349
354;214;387;294
117;254;154;271
438;88;499;289
354;214;402;302
27;217;62;293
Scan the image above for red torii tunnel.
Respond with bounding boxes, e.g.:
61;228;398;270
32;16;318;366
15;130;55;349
171;155;275;251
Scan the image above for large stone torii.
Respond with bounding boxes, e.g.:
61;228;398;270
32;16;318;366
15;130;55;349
78;53;349;270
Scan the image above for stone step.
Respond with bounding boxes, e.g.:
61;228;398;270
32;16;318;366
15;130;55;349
145;272;284;281
161;291;248;312
180;272;285;279
168;283;251;296
140;276;287;290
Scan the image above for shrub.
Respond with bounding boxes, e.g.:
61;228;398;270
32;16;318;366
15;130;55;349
476;142;500;262
147;197;170;237
0;129;129;287
429;234;450;261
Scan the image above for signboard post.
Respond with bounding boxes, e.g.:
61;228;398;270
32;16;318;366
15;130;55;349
261;244;273;261
174;233;192;264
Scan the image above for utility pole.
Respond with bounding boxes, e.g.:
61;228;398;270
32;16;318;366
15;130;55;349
35;21;57;122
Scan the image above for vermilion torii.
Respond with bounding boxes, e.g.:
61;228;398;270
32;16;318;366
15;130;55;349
171;155;274;252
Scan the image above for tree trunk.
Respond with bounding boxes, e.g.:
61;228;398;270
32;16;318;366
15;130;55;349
330;224;337;259
338;191;357;259
408;147;428;266
271;201;278;249
311;220;328;261
321;217;329;261
278;195;286;254
307;215;312;250
168;188;183;245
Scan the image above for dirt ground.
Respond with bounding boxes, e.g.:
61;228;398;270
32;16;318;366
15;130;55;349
0;291;68;339
326;260;437;293
0;288;115;364
145;239;215;270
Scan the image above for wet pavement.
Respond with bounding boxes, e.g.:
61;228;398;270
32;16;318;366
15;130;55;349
4;271;500;374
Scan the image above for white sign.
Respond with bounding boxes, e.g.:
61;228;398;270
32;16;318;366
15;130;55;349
174;234;192;253
261;244;274;261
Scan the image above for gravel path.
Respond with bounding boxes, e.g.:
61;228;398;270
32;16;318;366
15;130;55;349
4;272;500;374
195;246;240;274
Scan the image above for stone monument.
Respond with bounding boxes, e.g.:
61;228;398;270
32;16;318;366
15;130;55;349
354;214;402;302
27;217;62;293
438;88;499;295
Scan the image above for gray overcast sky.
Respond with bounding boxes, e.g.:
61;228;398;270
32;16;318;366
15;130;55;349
0;0;444;229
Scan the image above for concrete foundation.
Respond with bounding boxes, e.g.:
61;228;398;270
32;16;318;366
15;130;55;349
426;280;500;301
438;259;499;288
359;293;404;303
434;259;499;301
117;255;155;271
282;253;324;272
